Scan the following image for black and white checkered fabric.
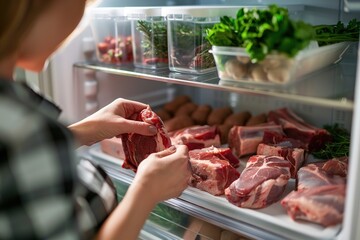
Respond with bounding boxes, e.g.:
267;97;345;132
0;80;117;239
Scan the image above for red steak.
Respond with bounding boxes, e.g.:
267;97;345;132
257;143;305;178
228;124;283;157
225;155;291;209
121;106;171;172
281;184;346;227
189;147;240;196
170;125;221;150
281;164;346;227
267;108;331;152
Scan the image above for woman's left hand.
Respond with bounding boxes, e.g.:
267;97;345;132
68;98;158;146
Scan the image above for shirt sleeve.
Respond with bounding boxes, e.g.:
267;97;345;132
75;158;117;239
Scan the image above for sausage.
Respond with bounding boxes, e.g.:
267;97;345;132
175;102;198;116
163;95;191;114
191;104;212;125
217;124;232;145
164;115;195;132
245;113;267;126
224;111;252;126
155;108;172;122
207;106;233;126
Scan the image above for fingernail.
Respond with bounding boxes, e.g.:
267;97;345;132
148;125;157;134
168;145;176;152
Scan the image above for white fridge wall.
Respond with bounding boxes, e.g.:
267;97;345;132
50;9;96;124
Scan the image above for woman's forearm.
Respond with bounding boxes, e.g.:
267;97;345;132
95;181;158;240
68;120;97;147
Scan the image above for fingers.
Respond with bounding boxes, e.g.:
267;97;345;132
114;98;150;118
121;119;158;136
154;145;177;158
154;145;189;159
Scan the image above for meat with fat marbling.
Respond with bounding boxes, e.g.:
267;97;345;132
170;125;221;150
121;106;171;172
189;147;240;196
225;155;291;209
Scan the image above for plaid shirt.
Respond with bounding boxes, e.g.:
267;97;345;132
0;79;117;239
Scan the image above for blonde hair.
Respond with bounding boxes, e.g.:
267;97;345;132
0;1;55;59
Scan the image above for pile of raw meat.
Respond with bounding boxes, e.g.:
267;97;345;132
100;104;348;228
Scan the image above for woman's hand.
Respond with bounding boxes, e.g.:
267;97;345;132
96;145;192;240
132;145;192;204
68;98;158;146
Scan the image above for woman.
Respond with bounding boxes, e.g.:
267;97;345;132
0;1;191;239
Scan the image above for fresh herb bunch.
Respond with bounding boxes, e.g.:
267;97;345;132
170;21;215;69
137;18;168;60
207;5;360;63
313;18;360;46
206;5;314;62
313;124;351;159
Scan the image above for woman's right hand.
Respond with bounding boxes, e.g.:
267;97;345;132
96;145;191;240
132;145;192;204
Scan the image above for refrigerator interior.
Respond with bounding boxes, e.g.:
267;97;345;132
76;66;354;239
46;1;360;239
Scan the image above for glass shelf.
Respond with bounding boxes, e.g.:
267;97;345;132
74;61;355;111
83;144;282;240
84;144;341;240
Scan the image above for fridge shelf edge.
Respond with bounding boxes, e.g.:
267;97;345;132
73;62;354;111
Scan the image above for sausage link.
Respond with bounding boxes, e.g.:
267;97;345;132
191;104;212;125
175;102;198;116
207;106;233;126
224;111;252;126
163;95;191;114
217;124;232;145
155;108;172;122
245;113;267;126
164;115;195;132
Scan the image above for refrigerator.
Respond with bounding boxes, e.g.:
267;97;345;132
30;0;360;239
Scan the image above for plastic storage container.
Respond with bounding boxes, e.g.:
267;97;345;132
211;41;351;88
125;7;168;69
89;8;132;65
163;6;240;75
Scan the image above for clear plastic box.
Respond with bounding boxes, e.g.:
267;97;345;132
125;7;168;69
211;41;350;87
163;6;239;75
89;8;132;65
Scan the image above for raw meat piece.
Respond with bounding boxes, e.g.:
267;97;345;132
225;155;291;209
281;184;346;227
100;137;125;160
189;146;240;168
281;164;346;226
321;156;348;177
189;150;240;196
297;164;345;191
170;125;221;150
121;106;172;172
257;143;305;178
228;124;283;157
267;108;331;152
262;130;307;149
